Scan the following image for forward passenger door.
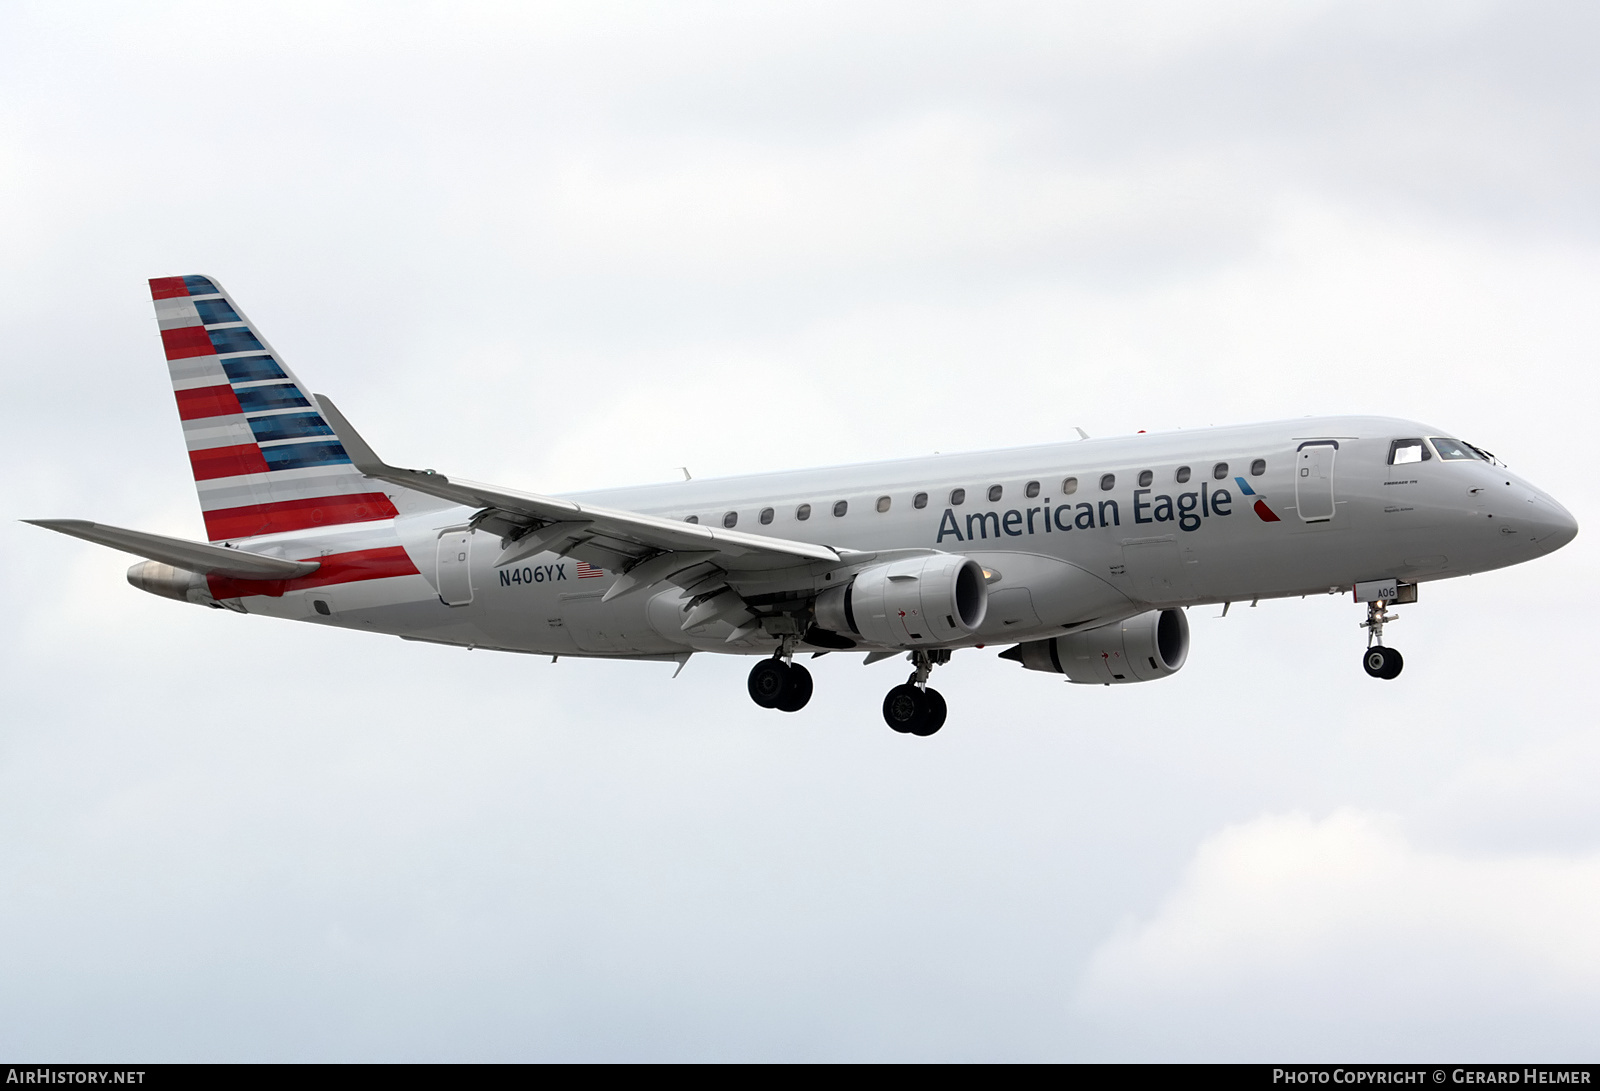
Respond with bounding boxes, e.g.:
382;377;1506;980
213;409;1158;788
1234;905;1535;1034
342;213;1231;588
1295;442;1338;522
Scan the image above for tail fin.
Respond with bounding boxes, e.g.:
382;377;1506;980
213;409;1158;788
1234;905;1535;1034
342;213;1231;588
150;275;400;542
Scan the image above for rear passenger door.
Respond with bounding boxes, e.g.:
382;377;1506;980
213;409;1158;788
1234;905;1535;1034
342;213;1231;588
436;529;474;606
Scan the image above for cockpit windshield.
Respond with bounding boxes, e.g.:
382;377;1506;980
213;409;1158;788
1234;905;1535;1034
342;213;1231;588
1430;437;1481;461
1389;439;1430;465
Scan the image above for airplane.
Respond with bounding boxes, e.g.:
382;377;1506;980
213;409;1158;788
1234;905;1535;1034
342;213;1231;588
27;275;1579;736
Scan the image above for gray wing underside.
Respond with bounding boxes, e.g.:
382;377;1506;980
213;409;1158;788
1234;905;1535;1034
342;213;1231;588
316;396;896;606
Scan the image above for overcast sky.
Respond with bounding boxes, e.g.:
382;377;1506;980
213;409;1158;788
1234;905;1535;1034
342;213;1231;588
2;0;1598;1061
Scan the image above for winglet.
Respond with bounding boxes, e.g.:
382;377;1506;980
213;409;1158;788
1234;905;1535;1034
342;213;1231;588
317;394;453;496
314;394;390;476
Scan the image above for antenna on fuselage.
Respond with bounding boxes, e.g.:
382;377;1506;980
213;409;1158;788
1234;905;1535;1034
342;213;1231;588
1075;428;1090;440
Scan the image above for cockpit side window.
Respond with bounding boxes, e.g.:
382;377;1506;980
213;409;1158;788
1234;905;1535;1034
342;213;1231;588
1389;439;1431;465
1431;437;1480;461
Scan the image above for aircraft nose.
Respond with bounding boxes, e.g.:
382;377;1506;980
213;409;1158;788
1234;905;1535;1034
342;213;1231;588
1527;493;1579;552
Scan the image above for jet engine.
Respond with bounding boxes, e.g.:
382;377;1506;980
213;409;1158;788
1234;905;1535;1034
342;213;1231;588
1001;608;1188;684
814;553;988;647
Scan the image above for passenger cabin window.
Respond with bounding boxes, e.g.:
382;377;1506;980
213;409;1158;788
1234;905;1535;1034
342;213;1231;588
913;492;928;509
1025;480;1040;498
795;503;811;521
759;507;774;525
1099;473;1115;491
1431;438;1479;461
1175;466;1191;483
1251;459;1266;476
1213;462;1229;480
876;495;891;513
950;488;966;505
833;500;848;517
1062;476;1078;495
684;515;699;524
1389;439;1431;465
1137;470;1153;487
987;485;1003;502
723;511;738;528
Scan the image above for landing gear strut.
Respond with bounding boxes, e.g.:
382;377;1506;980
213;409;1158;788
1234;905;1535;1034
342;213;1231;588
882;650;949;736
1360;600;1404;680
747;640;813;712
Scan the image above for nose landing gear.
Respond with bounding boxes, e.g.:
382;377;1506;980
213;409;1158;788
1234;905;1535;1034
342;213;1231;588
882;650;949;736
1360;599;1404;680
747;642;813;712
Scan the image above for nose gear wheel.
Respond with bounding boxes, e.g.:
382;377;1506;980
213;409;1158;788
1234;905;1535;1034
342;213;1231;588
1358;599;1404;679
1362;645;1403;680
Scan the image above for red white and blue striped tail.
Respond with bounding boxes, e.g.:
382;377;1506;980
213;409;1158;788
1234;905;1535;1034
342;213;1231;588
150;275;399;543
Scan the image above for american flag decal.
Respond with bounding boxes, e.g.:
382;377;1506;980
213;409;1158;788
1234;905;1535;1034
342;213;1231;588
576;561;605;579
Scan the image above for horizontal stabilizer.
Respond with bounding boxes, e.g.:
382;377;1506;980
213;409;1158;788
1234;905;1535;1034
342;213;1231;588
24;519;320;579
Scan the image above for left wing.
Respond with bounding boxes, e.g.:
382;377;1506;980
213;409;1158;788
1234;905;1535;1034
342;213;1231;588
317;396;851;610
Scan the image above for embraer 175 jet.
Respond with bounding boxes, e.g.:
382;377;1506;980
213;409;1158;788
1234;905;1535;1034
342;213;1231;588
29;276;1579;735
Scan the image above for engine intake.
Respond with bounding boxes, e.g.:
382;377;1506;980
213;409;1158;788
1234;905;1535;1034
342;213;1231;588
815;554;987;647
1002;608;1188;684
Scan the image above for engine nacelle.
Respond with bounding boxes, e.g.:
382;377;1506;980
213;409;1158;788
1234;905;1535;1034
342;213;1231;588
1002;608;1189;684
814;553;987;647
127;561;218;607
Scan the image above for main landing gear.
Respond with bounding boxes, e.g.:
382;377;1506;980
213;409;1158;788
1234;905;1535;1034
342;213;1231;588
1360;599;1404;680
745;642;951;735
747;647;813;713
882;650;949;737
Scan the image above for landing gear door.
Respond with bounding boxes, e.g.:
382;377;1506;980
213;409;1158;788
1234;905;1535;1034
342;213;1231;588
1295;441;1338;522
436;528;474;606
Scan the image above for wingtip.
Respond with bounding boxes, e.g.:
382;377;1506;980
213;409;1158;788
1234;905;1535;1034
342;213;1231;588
314;394;387;474
22;518;90;532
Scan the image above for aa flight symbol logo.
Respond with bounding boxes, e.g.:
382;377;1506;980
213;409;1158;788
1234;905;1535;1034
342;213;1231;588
1235;476;1281;522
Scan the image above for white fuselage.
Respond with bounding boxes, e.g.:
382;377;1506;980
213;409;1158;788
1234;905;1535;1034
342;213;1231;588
223;416;1576;659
